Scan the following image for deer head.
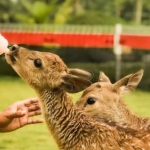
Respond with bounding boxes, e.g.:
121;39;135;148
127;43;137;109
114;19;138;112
5;45;93;93
76;70;144;122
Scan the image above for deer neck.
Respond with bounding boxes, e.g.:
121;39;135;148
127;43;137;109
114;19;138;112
118;98;150;128
36;88;87;149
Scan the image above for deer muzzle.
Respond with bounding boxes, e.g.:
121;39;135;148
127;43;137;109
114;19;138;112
5;44;20;65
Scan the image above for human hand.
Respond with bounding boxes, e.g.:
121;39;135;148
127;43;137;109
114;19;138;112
0;97;43;132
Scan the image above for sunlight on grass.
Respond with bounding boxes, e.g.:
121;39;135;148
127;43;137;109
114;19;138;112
0;76;150;150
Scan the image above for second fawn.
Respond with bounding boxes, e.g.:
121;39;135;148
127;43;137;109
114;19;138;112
76;70;150;129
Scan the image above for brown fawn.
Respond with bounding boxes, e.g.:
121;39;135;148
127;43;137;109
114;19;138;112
76;70;150;129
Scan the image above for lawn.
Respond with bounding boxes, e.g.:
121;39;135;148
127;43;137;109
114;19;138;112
0;76;150;150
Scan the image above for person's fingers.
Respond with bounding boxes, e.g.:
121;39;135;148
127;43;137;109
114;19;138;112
23;97;39;106
27;118;44;124
28;110;42;117
28;104;41;112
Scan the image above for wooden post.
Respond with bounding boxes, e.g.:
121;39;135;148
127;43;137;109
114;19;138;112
113;24;122;81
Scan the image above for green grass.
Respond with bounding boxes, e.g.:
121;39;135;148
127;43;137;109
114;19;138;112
124;90;150;117
0;76;150;150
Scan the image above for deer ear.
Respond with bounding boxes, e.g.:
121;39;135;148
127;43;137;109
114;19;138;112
68;69;93;80
98;72;111;83
112;69;144;94
61;74;92;93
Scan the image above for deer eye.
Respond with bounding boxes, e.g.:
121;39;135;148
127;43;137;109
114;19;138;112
34;59;42;68
87;98;95;105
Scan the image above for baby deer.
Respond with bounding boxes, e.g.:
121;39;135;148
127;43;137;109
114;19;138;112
5;45;150;150
76;70;150;129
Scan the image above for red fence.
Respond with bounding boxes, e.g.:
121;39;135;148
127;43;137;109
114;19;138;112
1;31;150;50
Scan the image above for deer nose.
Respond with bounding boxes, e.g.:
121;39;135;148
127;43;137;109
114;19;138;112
9;44;19;51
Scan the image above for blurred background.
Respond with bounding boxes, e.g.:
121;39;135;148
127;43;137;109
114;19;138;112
0;0;150;150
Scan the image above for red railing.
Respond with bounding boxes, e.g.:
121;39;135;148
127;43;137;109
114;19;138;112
1;31;150;50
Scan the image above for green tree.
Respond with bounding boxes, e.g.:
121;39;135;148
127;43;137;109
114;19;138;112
134;0;143;25
67;0;126;25
0;0;21;23
0;0;149;25
114;0;126;17
13;0;74;24
54;0;73;24
14;0;58;23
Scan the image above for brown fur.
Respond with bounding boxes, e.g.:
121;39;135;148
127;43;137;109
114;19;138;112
5;45;150;150
76;70;150;129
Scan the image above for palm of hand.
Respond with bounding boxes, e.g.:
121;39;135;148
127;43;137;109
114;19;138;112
0;98;43;132
0;102;28;131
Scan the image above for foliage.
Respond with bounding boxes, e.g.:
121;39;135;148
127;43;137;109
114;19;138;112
0;0;150;25
0;0;21;23
67;11;127;25
14;0;59;23
54;0;73;24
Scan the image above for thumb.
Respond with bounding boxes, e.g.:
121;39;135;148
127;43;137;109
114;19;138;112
10;110;27;118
